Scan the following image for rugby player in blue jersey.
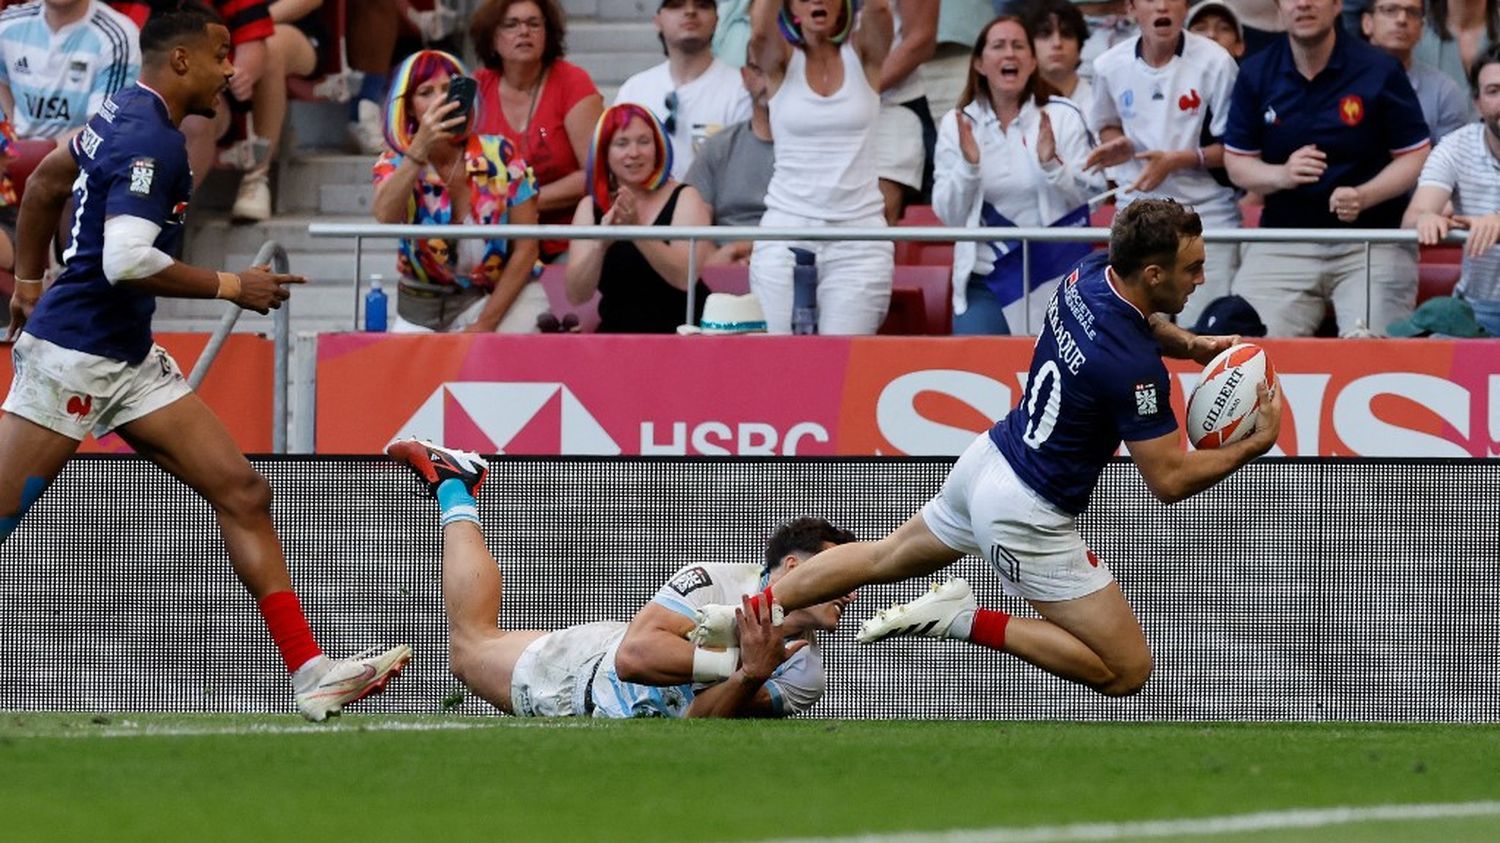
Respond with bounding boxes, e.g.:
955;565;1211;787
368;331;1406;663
0;3;408;721
694;199;1282;697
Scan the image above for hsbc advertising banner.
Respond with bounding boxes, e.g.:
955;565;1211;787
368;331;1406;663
315;335;1500;457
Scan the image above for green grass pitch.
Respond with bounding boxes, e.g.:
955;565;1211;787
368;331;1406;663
3;715;1498;842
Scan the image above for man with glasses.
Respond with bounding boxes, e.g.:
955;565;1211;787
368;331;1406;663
1361;0;1471;142
615;0;751;178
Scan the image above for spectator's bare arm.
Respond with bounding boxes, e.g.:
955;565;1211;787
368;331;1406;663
564;196;608;305
855;0;896;78
877;0;936;93
749;0;792;87
634;185;713;291
268;0;323;23
1401;184;1454;245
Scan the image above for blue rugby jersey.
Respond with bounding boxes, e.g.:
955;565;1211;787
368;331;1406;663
25;84;191;364
991;252;1178;515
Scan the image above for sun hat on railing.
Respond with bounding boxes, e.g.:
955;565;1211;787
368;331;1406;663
677;293;769;335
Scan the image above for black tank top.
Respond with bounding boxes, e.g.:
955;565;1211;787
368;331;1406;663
592;185;710;333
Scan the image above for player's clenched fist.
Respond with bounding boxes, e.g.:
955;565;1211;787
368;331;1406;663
234;264;306;313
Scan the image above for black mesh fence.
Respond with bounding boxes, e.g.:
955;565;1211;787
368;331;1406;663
1;456;1495;721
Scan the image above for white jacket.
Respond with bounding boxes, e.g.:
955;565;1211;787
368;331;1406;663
933;96;1102;315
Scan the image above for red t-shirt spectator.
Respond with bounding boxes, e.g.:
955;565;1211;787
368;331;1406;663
476;59;597;259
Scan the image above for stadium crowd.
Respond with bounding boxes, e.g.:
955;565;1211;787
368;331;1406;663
1;0;1497;338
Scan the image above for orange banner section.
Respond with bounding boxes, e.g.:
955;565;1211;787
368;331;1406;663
0;333;274;453
316;334;1500;457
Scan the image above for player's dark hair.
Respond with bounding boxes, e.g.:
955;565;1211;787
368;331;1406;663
1109;199;1203;278
139;2;222;56
763;517;856;574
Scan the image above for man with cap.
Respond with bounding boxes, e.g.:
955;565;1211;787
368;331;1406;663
615;0;752;179
1188;0;1245;58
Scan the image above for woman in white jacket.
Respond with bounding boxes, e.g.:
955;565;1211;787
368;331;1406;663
933;14;1103;335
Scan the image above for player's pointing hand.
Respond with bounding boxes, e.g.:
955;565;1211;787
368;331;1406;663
234;264;307;313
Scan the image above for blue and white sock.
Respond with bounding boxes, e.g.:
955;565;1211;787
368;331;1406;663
437;478;479;527
351;72;388;119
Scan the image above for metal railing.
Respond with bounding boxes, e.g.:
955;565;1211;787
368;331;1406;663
186;240;291;453
310;222;1465;335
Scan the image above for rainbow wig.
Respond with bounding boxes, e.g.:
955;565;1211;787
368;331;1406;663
585;103;673;213
778;0;857;46
383;49;473;155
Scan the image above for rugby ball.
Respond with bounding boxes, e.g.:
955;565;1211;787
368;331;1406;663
1186;343;1276;449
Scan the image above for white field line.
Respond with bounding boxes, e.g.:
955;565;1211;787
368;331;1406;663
10;718;602;739
746;802;1500;843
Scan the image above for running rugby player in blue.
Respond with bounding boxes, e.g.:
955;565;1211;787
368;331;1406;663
0;4;408;721
694;199;1282;697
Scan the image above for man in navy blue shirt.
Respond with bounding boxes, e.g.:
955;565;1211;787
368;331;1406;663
692;200;1283;699
0;4;408;721
1223;0;1430;336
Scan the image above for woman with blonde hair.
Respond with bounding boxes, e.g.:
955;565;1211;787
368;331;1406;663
747;0;895;334
565;103;713;333
371;50;545;333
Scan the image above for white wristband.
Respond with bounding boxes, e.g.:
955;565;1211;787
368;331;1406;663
692;647;740;682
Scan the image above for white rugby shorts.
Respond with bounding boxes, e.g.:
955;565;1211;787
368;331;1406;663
510;620;626;718
3;334;193;441
922;433;1115;602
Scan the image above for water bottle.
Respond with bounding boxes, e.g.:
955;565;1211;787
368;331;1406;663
364;274;388;332
790;247;818;335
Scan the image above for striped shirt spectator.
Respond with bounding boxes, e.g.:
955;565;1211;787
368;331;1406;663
0;0;139;140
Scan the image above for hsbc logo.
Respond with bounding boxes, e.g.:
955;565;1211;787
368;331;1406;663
395;382;620;455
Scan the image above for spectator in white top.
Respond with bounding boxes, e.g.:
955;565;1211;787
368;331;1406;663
934;13;1102;334
685;49;775;266
1084;0;1241;326
1188;0;1246;58
0;0;139;145
874;0;937;222
1404;43;1500;334
747;0;895;335
1362;0;1473;143
615;0;752;179
1027;0;1096;116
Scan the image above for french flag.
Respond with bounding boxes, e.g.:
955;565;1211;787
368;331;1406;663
977;202;1092;332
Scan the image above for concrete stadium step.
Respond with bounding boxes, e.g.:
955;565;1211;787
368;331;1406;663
183;214;396;273
277;154;379;214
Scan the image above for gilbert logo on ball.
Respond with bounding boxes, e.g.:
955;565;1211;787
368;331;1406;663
1186;343;1276;449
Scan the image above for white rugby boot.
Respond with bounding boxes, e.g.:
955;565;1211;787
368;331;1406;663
295;645;412;722
857;578;977;644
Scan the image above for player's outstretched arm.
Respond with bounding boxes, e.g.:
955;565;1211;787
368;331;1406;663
101;217;307;315
9;146;78;335
686;595;803;719
1127;383;1282;505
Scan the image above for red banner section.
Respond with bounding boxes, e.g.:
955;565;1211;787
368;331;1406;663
315;335;1500;457
0;334;274;453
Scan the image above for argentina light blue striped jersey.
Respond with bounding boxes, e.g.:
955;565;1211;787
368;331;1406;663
0;1;139;139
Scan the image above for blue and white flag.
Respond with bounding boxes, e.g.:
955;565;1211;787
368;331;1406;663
978;202;1093;333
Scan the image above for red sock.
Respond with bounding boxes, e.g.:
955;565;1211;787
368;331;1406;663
969;608;1011;652
258;590;323;673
